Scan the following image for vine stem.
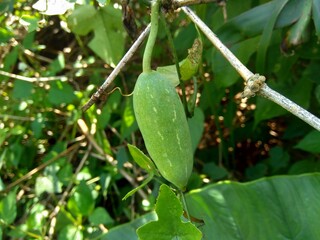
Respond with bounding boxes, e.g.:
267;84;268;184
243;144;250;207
182;6;320;131
181;6;252;81
82;24;151;111
160;15;189;116
143;0;160;73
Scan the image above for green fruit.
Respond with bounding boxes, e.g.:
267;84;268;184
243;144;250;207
133;71;193;190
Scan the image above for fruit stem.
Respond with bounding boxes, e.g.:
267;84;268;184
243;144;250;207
142;0;160;73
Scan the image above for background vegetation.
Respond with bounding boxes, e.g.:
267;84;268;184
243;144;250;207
1;0;320;239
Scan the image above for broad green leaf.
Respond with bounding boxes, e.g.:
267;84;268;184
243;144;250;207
58;225;83;240
294;130;320;153
89;207;114;226
187;107;205;153
127;144;157;173
101;212;157;240
68;5;125;66
48;81;77;105
256;0;288;72
137;184;202;240
156;65;179;86
313;0;320;39
286;0;312;47
267;146;290;172
67;181;94;216
12;80;33;99
0;191;17;224
217;0;304;44
96;104;111;130
88;6;126;66
20;15;39;33
35;175;62;196
120;98;138;139
185;173;320;240
67;5;96;35
211;36;259;88
0;0;14;14
289;159;320;175
254;78;312;126
203;162;228;181
245;163;268;180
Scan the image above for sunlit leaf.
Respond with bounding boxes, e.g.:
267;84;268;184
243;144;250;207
137;184;202;240
295;130;320;153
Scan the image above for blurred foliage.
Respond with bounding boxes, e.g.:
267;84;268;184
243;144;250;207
0;0;320;239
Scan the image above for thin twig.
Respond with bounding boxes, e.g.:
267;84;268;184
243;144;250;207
259;85;320;131
0;114;34;121
174;0;224;8
81;24;151;112
0;143;80;194
77;119;149;199
0;69;67;82
181;6;253;81
182;6;320;131
48;144;92;238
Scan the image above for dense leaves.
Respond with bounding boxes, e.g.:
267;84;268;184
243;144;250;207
1;0;320;239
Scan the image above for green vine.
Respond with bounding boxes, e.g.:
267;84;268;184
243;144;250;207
142;0;160;73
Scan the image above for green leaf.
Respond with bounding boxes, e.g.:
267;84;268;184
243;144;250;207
20;15;39;33
156;65;179;86
137;184;202;240
313;0;320;39
67;5;97;35
256;0;288;72
254;78;313;126
67;181;94;216
58;225;83;240
122;174;154;200
289;159;320;175
267;146;290;172
89;207;114;226
48;81;77;105
120;98;138;139
187;107;205;153
216;0;304;44
101;212;157;240
88;6;126;66
0;191;17;224
12;80;33;99
127;144;157;173
211;36;259;88
35;175;62;196
295;130;320;153
186;173;320;239
203;162;228;181
286;0;312;47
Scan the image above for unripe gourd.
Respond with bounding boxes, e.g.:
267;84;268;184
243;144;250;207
133;71;193;190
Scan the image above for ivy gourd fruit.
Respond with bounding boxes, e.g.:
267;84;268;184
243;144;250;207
133;71;193;190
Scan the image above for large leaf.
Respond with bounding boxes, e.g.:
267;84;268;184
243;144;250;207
68;5;126;66
186;173;320;240
101;212;157;240
137;184;202;240
104;174;320;240
256;0;288;72
216;0;305;44
294;130;320;153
